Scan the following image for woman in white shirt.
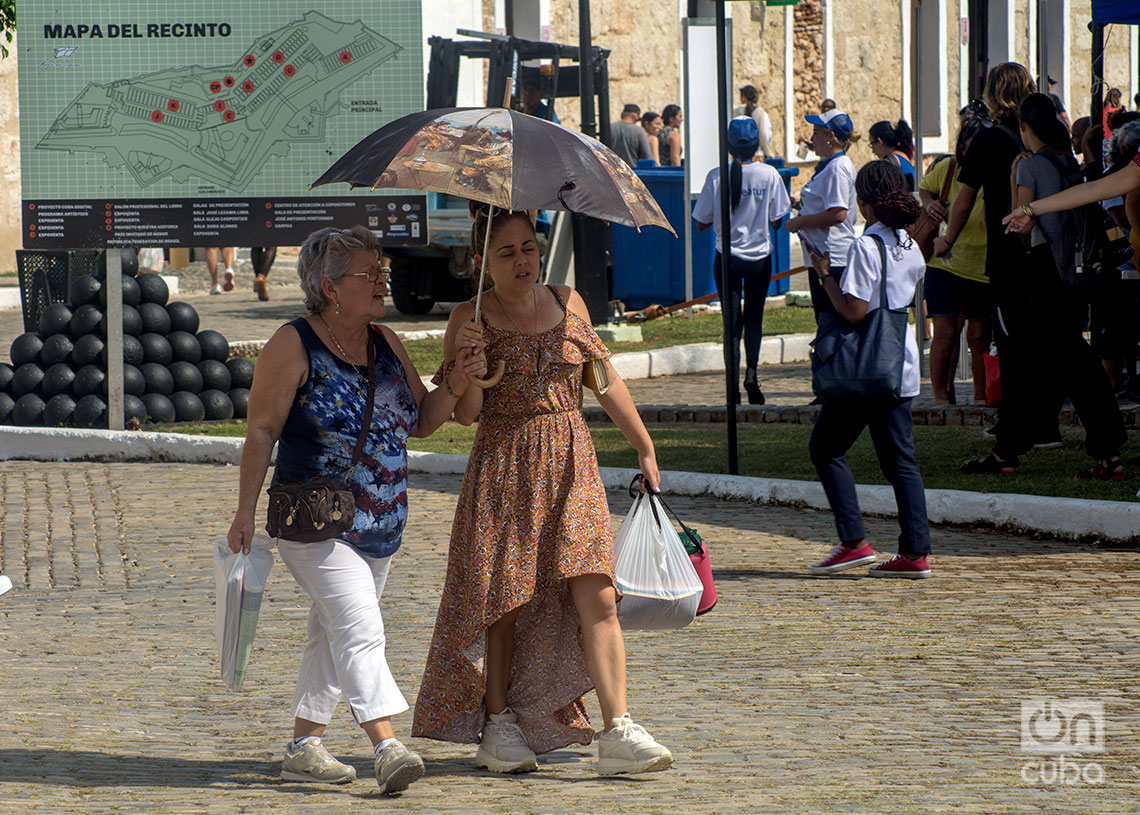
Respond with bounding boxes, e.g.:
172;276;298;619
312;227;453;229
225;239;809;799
693;116;791;404
806;160;933;579
785;109;859;322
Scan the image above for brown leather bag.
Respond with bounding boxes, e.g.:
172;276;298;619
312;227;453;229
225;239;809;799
265;337;376;542
907;157;956;262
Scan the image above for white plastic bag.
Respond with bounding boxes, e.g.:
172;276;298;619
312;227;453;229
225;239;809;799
214;536;274;691
613;491;704;630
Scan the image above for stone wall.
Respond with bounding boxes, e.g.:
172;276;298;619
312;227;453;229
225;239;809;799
1;35;19;276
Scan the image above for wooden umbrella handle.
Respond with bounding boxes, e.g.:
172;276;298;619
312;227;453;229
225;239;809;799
468;360;505;389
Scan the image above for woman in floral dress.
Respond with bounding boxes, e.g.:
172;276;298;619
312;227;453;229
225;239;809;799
412;206;673;775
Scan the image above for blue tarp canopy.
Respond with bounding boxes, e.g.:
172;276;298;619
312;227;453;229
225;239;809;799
1092;0;1140;24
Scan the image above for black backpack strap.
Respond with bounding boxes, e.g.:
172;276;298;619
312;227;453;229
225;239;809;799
867;233;890;310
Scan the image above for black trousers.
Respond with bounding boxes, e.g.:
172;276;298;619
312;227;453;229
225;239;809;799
713;252;773;386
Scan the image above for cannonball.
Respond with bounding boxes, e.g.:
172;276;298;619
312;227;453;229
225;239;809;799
121;248;139;276
43;393;77;427
139;333;173;366
168;360;203;394
0;392;14;424
42;363;76;398
123;364;145;397
138;302;171;336
200;389;234;421
141;393;176;424
225;357;255;390
197;330;230;363
69;304;103;338
101;304;142;337
123;335;144;368
167;331;201;364
40;334;75;367
12;363;45;397
124;393;147;426
228;387;249;419
99;274;141;307
38;303;73;337
10;333;45;367
135;273;169;306
165;301;200;334
197;359;231;392
0;362;14;393
71;334;105;368
72;394;108;428
170;390;205;423
73;364;106;398
68;274;102;308
13;393;46;426
141;363;174;396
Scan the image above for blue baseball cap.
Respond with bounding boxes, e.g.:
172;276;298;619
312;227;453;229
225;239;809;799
727;115;759;148
804;109;854;141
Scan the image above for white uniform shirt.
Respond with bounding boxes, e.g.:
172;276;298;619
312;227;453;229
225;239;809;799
692;161;792;261
840;222;926;398
799;154;858;266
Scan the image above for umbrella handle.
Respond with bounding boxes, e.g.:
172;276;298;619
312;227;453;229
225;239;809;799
468;360;505;389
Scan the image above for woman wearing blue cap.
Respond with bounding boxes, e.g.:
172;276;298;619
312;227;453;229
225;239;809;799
785;109;859;323
693;116;791;404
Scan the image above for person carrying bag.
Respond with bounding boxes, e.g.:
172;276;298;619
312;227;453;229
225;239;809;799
805;160;933;580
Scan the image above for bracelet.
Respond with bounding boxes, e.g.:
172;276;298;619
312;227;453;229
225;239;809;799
440;359;460;399
1021;203;1037;220
444;376;462;400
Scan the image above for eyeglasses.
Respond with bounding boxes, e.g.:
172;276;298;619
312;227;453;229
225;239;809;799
345;266;391;283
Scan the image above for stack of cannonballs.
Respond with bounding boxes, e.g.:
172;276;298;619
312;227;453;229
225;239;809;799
0;256;254;429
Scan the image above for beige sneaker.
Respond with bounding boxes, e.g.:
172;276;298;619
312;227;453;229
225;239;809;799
475;710;538;773
280;738;357;784
374;740;425;794
596;715;673;774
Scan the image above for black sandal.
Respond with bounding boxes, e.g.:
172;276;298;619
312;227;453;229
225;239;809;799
1076;458;1125;481
961;453;1017;475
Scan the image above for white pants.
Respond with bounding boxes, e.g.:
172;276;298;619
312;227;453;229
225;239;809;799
275;537;408;725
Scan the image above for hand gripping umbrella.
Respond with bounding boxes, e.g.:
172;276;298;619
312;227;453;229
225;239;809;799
311;107;675;387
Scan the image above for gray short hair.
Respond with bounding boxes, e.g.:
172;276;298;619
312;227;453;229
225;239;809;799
296;226;382;313
1109;121;1140;165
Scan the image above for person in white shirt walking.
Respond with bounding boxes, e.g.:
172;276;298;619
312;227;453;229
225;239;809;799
693;116;791;404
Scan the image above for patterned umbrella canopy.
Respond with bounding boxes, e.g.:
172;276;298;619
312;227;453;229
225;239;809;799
311;107;675;235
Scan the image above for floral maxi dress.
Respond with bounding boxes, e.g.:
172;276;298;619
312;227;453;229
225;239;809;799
412;287;615;754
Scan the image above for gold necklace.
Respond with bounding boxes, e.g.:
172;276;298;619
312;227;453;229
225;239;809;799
316;312;366;367
493;287;537;334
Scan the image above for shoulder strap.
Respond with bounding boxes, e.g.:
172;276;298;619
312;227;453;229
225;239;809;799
1035;149;1079;190
868;233;890;310
938;157;957;202
545;283;569;316
350;337;377;468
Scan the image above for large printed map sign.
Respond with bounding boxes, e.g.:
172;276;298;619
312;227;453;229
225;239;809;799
19;2;428;249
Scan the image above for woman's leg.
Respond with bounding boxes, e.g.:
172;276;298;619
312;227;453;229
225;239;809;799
929;315;960;404
713;252;744;396
965;318;991;404
484;606;523;715
808;399;872;544
568;573;626;727
741;257;772;369
866;398;931;557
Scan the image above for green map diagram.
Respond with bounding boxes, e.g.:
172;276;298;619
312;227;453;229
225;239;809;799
35;12;401;191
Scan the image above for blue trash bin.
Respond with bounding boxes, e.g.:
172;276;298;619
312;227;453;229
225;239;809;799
611;159;800;309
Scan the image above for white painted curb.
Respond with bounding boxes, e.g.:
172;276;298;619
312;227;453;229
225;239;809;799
6;431;1132;543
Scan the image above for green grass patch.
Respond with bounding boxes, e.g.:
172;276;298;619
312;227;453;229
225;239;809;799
399;307;817;374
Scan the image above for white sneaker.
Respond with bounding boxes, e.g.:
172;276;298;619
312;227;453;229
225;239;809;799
475;709;538;773
223;267;235;291
374;740;425;794
596;715;673;774
209;283;223;295
280;738;357;784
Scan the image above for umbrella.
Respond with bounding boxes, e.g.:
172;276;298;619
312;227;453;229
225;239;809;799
311;107;676;387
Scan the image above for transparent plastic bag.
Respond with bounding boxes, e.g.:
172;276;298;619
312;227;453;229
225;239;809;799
613;489;704;630
214;536;274;691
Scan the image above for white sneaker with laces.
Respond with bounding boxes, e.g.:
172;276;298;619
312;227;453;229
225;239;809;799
596;715;673;774
280;738;357;784
475;709;538;773
209;283;223;295
374;740;424;794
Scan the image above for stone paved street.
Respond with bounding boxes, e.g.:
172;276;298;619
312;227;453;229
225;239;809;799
1;461;1137;813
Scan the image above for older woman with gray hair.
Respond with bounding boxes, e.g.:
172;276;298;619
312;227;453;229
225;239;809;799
227;225;485;794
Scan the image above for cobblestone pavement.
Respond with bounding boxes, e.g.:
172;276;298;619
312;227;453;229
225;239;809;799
1;461;1137;813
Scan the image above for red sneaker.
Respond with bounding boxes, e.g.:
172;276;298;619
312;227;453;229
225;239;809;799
811;542;877;575
868;553;931;579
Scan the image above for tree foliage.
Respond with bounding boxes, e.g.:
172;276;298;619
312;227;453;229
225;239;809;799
1;0;14;59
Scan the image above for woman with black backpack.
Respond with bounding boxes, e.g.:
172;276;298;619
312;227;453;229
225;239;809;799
963;93;1127;479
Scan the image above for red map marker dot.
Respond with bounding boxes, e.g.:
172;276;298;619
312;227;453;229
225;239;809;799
242;80;255;93
223;110;237;122
209;81;222;93
151;110;164;123
339;51;352;64
243;54;256;67
213;100;227;112
167;99;180;112
28;203;36;210
223;76;236;87
272;51;285;63
283;64;296;77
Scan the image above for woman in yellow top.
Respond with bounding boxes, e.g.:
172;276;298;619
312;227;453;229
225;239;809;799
922;111;992;405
